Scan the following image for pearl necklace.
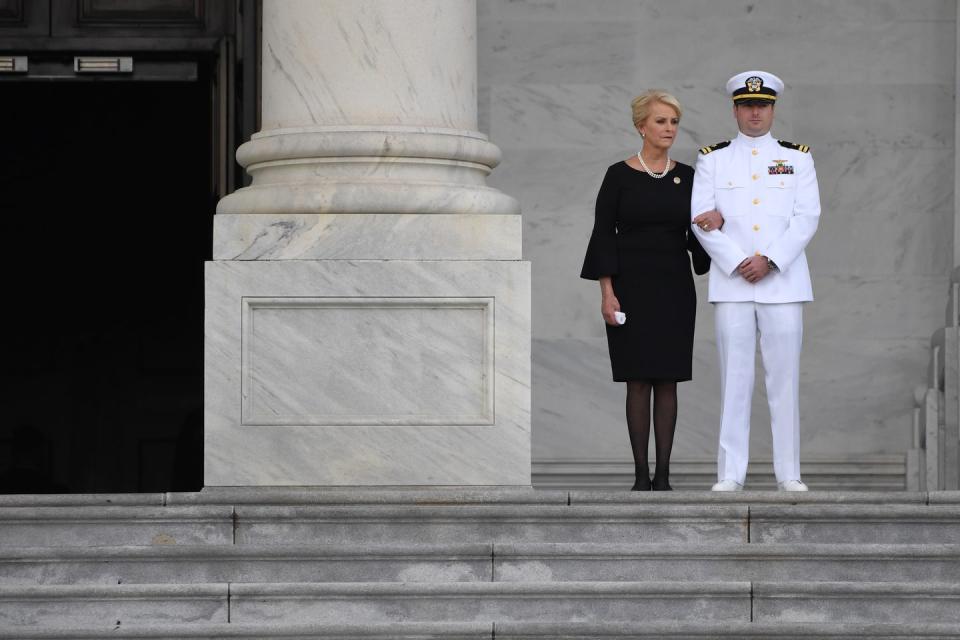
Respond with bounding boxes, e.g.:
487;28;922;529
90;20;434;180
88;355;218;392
636;152;670;179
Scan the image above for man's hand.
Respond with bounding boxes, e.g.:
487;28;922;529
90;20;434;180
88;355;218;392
693;210;724;232
738;256;771;283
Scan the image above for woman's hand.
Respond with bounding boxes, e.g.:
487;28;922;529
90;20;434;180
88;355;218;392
599;276;621;325
693;209;724;232
601;292;622;326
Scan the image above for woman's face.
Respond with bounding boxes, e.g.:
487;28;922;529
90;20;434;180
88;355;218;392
639;102;679;151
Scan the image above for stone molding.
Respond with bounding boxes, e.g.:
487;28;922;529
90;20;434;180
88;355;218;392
239;296;495;427
218;126;519;217
212;214;523;261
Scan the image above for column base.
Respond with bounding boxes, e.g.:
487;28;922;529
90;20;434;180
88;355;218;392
217;126;519;217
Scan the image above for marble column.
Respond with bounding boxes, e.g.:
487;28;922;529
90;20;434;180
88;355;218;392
205;0;530;487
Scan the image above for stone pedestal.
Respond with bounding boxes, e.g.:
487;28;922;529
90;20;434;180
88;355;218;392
205;0;529;487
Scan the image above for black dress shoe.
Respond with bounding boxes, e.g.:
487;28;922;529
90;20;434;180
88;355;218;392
651;476;672;491
631;476;652;491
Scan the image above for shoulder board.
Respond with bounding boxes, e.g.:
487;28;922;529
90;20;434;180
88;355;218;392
778;140;810;153
699;140;731;155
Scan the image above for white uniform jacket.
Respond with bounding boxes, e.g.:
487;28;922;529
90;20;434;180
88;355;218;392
691;131;821;303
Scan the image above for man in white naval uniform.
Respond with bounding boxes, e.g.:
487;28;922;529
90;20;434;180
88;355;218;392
691;70;821;492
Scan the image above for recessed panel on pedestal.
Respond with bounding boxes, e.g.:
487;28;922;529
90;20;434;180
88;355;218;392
241;297;494;426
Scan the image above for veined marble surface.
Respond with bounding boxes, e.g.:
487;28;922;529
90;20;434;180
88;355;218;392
205;260;530;486
242;297;493;426
262;0;477;130
478;0;956;469
213;214;522;260
481;0;953;23
480;2;953;86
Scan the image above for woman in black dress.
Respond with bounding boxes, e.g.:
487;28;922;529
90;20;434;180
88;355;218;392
580;90;720;491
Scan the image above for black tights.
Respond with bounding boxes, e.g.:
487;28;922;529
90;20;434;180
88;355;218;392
625;380;678;491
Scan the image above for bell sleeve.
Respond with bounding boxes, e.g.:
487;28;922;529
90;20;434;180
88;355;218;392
687;227;711;275
580;167;620;280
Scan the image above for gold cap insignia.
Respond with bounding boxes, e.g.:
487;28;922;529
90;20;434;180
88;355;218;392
746;76;763;93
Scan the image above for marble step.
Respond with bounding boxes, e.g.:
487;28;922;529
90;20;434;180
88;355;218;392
39;582;960;626
232;581;960;625
930;492;960;504
232;503;960;545
493;543;960;583
170;488;940;506
495;622;960;639
0;543;495;585
0;506;234;548
234;503;960;545
173;489;958;506
753;582;960;623
0;622;486;640
4;543;960;585
2;581;959;628
232;504;748;544
750;504;960;543
227;581;750;625
567;490;941;506
1;489;944;509
0;494;167;508
4;501;960;549
0;503;747;547
3;622;960;640
0;489;565;508
0;584;228;628
0;581;745;627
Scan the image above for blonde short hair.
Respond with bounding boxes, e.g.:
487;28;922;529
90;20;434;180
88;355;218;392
631;90;682;131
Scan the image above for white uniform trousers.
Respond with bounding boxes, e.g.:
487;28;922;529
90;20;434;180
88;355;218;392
715;302;803;484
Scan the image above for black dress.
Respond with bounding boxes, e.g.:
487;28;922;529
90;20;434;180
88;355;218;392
580;161;710;382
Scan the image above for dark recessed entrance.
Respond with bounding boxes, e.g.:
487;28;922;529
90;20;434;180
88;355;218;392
0;76;212;493
0;0;259;493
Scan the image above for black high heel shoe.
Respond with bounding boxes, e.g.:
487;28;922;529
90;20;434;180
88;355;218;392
631;464;651;491
651;474;673;491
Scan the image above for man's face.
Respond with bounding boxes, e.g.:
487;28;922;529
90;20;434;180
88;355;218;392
734;101;775;137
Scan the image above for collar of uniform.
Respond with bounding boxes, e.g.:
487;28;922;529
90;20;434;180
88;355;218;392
734;131;774;148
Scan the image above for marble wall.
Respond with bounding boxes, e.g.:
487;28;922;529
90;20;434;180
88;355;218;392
477;0;956;476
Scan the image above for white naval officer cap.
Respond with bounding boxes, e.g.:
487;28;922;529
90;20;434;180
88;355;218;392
726;70;783;105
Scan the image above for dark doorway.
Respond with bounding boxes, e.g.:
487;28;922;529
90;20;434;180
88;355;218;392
0;73;214;493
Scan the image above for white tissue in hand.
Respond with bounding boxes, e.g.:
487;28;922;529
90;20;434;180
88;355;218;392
614;311;627;325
